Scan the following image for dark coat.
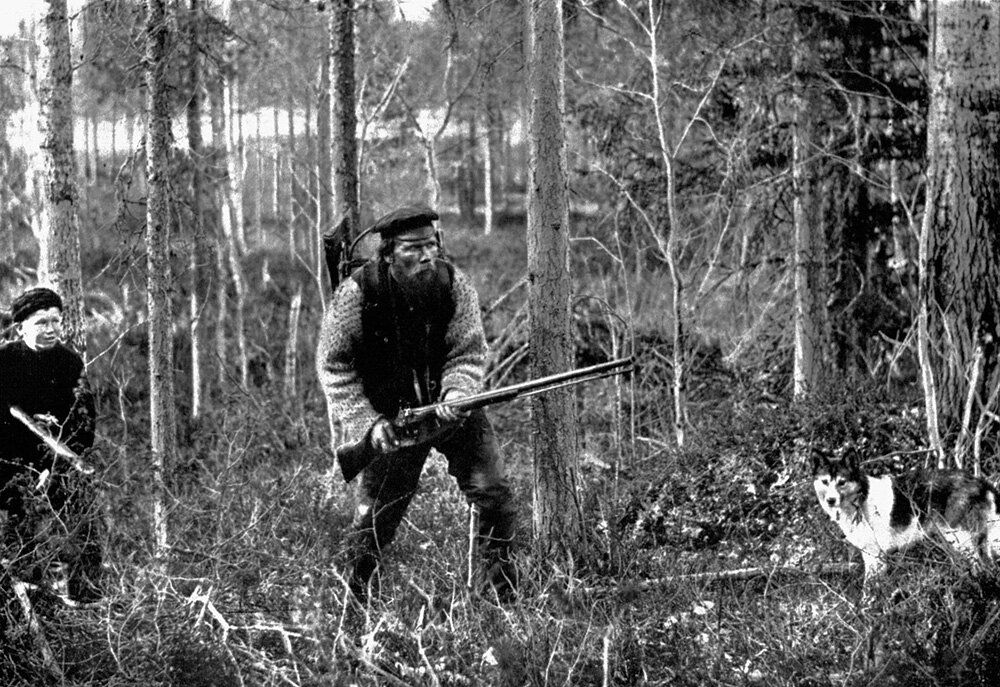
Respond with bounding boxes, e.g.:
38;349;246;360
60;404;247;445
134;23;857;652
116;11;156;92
0;340;95;473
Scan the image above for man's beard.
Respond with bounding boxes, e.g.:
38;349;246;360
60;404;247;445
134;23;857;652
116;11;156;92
393;262;439;311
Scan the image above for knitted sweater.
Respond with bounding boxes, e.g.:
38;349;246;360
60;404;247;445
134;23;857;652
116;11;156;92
316;263;487;452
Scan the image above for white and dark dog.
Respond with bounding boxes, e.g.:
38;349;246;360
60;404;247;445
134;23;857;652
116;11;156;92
812;449;1000;583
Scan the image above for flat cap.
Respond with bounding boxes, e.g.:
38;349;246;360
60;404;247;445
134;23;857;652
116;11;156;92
371;204;439;239
11;287;63;323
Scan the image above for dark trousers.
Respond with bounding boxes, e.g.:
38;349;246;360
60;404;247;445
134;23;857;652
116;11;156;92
1;459;103;599
347;409;517;598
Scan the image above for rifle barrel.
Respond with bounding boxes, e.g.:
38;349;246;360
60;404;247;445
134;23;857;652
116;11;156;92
401;356;633;421
514;356;633;390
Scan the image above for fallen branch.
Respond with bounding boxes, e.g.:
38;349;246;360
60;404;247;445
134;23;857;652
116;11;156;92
9;578;63;680
588;562;859;593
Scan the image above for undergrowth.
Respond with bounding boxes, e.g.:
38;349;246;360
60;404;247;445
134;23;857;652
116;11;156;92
3;366;999;685
3;225;999;685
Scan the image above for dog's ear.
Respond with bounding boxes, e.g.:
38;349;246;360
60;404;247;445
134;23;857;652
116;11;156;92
811;447;829;473
841;447;861;473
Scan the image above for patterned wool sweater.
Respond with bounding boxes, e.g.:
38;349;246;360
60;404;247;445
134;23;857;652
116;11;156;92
316;263;487;452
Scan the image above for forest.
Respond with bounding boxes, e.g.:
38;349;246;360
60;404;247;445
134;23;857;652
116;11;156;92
1;0;999;684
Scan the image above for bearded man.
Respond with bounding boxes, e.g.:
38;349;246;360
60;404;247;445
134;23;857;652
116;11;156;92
317;205;517;601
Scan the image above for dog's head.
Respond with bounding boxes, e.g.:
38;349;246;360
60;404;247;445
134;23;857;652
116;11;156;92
812;448;866;518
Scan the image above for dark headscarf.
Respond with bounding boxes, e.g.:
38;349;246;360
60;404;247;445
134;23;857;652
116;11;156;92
11;287;63;323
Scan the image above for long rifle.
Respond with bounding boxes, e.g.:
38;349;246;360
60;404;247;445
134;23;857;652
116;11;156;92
336;356;633;482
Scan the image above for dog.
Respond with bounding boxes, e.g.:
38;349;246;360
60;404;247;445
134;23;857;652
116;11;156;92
812;449;1000;583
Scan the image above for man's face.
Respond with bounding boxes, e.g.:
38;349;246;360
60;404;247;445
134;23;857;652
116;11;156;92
388;224;440;282
19;306;63;351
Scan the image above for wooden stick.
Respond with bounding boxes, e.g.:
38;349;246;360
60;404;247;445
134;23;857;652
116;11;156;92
587;562;859;593
467;503;480;590
9;577;63;680
10;406;94;475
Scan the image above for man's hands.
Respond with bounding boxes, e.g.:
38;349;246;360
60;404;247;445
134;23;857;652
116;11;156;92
33;413;60;430
369;390;471;455
371;416;400;454
435;389;471;423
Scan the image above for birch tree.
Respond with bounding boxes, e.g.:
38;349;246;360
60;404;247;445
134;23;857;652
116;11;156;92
145;0;175;558
397;33;480;209
37;0;85;351
576;1;721;447
187;0;211;418
918;0;1000;470
526;0;582;557
211;72;250;389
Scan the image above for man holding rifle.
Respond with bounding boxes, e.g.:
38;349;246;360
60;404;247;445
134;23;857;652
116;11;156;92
1;286;101;602
317;204;518;602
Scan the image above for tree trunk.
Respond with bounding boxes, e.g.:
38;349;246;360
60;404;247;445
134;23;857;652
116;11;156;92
110;100;118;171
286;94;298;257
187;0;211;418
304;77;316;268
317;32;332;304
284;286;303;403
1;42;19;261
481;108;494;235
211;75;250;389
226;75;247;255
253;108;263;245
791;27;824;401
272;106;281;224
126;110;136;157
420;137;442;208
38;0;85;352
458;116;477;223
214;235;228;391
330;0;359;238
78;112;90;185
19;21;47;259
644;0;686;446
89;115;99;186
918;0;1000;469
0;154;11;261
145;0;175;558
526;0;582;558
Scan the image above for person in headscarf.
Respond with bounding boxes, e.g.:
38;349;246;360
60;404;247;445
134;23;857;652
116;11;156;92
0;286;102;602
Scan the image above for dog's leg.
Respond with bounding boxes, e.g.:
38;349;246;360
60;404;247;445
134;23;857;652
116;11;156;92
985;516;1000;563
943;527;980;565
861;549;886;580
860;549;888;601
